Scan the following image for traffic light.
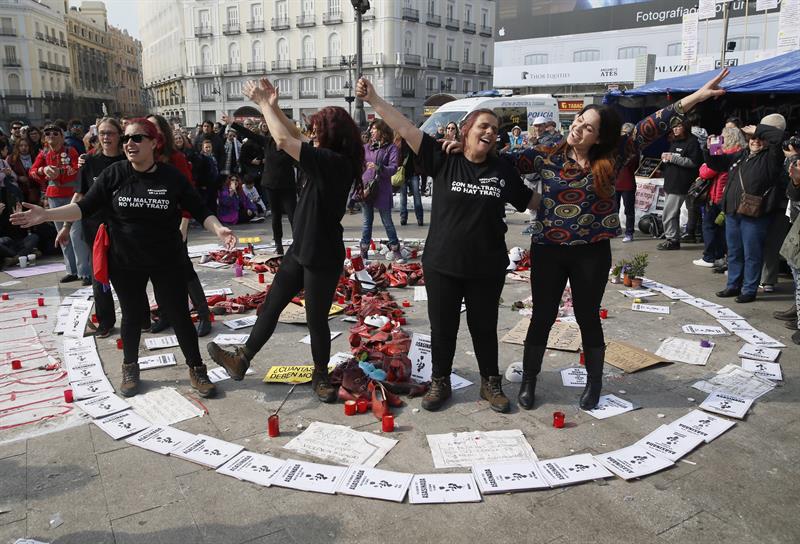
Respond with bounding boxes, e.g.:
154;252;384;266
351;0;370;14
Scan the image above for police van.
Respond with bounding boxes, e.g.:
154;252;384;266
420;92;559;140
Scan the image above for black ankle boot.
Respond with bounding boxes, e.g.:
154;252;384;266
518;344;546;410
579;346;605;410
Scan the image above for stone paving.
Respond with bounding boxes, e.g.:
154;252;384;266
1;210;798;544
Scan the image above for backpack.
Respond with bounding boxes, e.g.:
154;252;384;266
638;213;664;238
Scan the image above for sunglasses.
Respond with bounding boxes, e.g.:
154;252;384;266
446;126;457;131
44;130;61;136
122;134;151;144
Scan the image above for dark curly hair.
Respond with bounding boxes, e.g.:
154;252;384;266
308;106;364;184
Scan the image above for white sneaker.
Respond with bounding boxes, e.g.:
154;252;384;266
622;234;633;243
760;284;774;293
693;259;714;268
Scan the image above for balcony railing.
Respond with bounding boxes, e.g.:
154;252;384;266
35;32;44;41
226;92;244;101
478;63;491;75
444;59;459;71
2;58;21;67
445;18;459;30
463;21;476;33
222;63;242;74
425;14;441;26
461;62;476;73
271;60;291;72
325;89;345;98
0;27;17;37
426;57;441;69
402;8;419;21
299;90;318;99
323;56;344;68
246;20;265;33
271;17;290;30
323;11;342;24
194;65;215;76
296;58;317;70
247;61;267;72
200;93;216;102
0;88;28;98
194;25;212;37
479;25;492;37
222;23;240;35
401;89;415;98
401;53;421;66
296;14;315;27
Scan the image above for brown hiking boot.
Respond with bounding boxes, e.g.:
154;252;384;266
206;342;250;381
311;370;337;403
120;362;140;397
188;364;217;398
421;376;452;411
480;375;510;413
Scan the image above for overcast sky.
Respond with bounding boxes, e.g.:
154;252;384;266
70;0;142;39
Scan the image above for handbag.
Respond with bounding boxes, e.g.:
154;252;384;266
391;155;408;188
92;223;110;286
687;176;712;202
735;170;765;218
352;146;385;203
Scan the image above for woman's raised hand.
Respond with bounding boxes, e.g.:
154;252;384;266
356;77;376;103
10;202;46;228
243;78;278;108
696;68;729;102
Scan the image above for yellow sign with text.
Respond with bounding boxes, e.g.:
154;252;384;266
263;365;314;384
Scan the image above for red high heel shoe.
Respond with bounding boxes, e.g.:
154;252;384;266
369;381;390;420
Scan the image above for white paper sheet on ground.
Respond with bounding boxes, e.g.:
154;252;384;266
619;289;659;298
718;319;756;333
283;421;397;467
93;409;151;440
353;269;376;290
222;315;258;330
669;409;736;443
198;261;230;269
212;333;250;346
655;337;713;366
682;297;723;310
138;353;178;370
63;299;93;338
66;358;105;383
681;324;727;336
0;280;21;286
427;429;537;469
75;393;130;419
414;286;428;301
737;344;780;362
63;335;97;353
705;307;744;321
408;473;482;504
582;394;637;419
409;332;432;383
337;465;414;502
54;305;71;334
594;445;675;480
635;425;704;461
271;459;347;494
472;461;551;494
692;364;775;400
299;331;341;344
741;359;782;381
203;287;233;296
699;391;754;419
732;329;785;348
657;287;693;300
187;243;223;257
125;425;197;455
631;303;670;314
216;451;286;487
207;366;255;383
171;434;244;468
561;367;587;387
126;387;205;426
538;453;614;487
3;262;66;278
327;351;352;372
450;372;473;390
144;335;179;350
71;376;115;400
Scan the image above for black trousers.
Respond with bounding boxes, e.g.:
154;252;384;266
614;189;636;236
152;246;209;322
685;195;704;236
265;187;297;241
425;267;506;379
110;263;202;367
245;251;341;369
524;240;611;373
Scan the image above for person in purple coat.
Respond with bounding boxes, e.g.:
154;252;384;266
359;119;403;261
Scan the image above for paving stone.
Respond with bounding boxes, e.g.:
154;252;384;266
0;519;27;544
0;455;26;526
110;500;202;544
26;424;98;496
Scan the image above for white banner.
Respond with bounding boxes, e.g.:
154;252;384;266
756;0;779;10
698;0;717;20
493;59;636;87
681;12;699;63
777;0;800;52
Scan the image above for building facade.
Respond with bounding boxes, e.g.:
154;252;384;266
0;0;72;128
108;25;145;117
141;0;495;127
66;1;114;120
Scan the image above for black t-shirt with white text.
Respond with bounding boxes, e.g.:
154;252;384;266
77;161;211;270
416;133;532;278
290;142;353;267
78;153;125;243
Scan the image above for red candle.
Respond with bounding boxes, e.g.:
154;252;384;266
411;250;418;259
553;411;565;428
116;338;123;350
370;240;376;250
396;317;407;325
91;314;98;324
63;389;74;403
579;352;585;366
599;308;608;319
258;273;265;284
30;309;38;318
402;300;411;307
267;414;280;437
1;293;8;300
346;247;352;259
351;255;364;271
337;295;345;304
11;360;22;370
38;297;45;307
382;414;394;432
344;400;357;416
209;313;215;322
356;398;368;413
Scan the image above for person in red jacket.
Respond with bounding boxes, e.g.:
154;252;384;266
27;123;89;283
693;126;745;268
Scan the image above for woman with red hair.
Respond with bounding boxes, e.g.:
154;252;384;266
12;118;236;399
207;79;363;403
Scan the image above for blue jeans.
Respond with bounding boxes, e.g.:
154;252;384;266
702;202;725;262
400;175;423;225
49;196;91;278
360;202;399;247
725;213;771;295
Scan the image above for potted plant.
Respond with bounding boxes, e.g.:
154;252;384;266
621;261;633;287
610;261;624;284
628;252;649;288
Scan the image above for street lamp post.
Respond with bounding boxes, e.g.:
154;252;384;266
351;0;370;129
341;55;356;116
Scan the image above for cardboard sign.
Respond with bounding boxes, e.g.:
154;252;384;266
546;321;582;352
605;341;668;373
634;157;662;178
500;318;529;346
278;303;309;324
409;332;433;383
263;365;315;384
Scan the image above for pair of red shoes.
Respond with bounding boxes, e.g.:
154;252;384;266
338;381;403;420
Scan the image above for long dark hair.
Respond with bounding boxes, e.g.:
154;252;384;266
146;114;176;162
309;106;364;182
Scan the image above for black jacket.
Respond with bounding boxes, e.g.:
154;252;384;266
662;134;702;195
706;124;786;216
239;138;264;183
193;131;225;166
231;122;296;190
